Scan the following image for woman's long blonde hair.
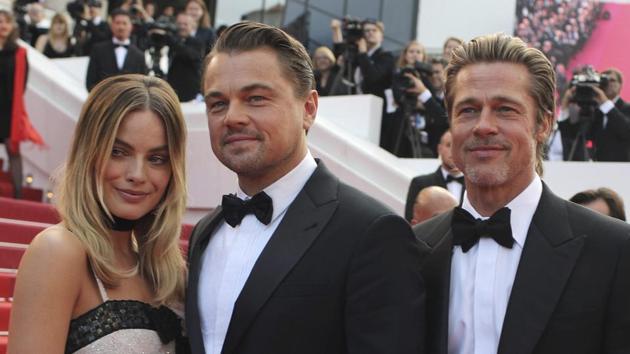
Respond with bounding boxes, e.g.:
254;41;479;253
57;74;187;304
186;0;212;28
397;40;427;68
49;13;70;41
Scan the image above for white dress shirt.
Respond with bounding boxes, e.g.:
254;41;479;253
198;151;317;354
112;38;130;70
441;167;464;202
448;176;543;354
599;96;619;129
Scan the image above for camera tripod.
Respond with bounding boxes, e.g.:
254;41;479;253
391;101;425;158
328;45;358;95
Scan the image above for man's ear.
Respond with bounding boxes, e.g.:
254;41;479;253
303;89;318;131
535;111;554;143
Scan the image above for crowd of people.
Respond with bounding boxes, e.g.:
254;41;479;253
6;0;629;162
308;6;630;163
10;0;217;101
5;22;630;354
310;18;458;159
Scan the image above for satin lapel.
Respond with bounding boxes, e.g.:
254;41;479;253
221;163;339;354
186;208;224;354
105;42;119;72
429;232;453;354
434;168;447;189
497;185;585;354
121;47;133;72
420;212;454;354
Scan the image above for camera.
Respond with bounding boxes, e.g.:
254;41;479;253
570;65;611;107
147;19;177;78
392;61;435;106
67;0;87;20
148;19;177;49
342;17;364;43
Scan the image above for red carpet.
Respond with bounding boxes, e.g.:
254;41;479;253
568;2;630;98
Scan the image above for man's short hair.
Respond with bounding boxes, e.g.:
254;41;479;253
444;33;555;176
202;21;315;98
603;67;623;86
361;18;384;33
430;56;448;68
110;8;131;21
570;187;626;221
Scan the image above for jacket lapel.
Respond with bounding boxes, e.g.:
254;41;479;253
105;42;120;72
186;208;224;354
418;211;454;354
221;162;339;354
434;167;447;188
497;185;585;354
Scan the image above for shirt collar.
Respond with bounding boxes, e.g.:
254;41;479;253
367;45;380;57
461;175;542;248
441;166;463;179
112;38;131;46
236;150;317;223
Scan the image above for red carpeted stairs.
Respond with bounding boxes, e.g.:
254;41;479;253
0;159;44;202
0;188;194;353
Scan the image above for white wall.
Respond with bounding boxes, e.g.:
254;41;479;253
417;0;518;52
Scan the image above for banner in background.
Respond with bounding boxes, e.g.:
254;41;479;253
514;0;630;99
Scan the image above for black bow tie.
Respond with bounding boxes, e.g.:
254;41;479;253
114;44;129;49
222;192;273;227
451;207;514;252
445;175;464;184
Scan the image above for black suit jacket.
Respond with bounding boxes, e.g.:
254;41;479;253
194;27;217;54
592;97;630;161
357;47;395;101
387;96;449;157
186;161;426;354
85;41;148;91
167;36;204;102
405;167;464;221
413;184;630;354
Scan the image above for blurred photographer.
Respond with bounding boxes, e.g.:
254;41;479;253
329;17;394;101
164;12;204;102
85;9;147;91
387;41;448;157
559;66;630;161
69;0;110;56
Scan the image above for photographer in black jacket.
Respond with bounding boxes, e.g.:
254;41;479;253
388;41;448;157
164;12;203;102
71;0;110;56
330;18;394;100
559;67;630;161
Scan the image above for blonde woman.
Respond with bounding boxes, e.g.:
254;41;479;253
185;0;215;53
312;46;339;96
35;13;75;58
396;39;426;69
9;75;189;353
388;40;447;157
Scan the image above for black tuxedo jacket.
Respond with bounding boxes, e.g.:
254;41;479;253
194;27;217;54
387;97;448;157
413;184;630;354
592;97;630;161
85;41;148;91
167;36;204;102
356;47;395;101
186;162;426;354
404;167;464;221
